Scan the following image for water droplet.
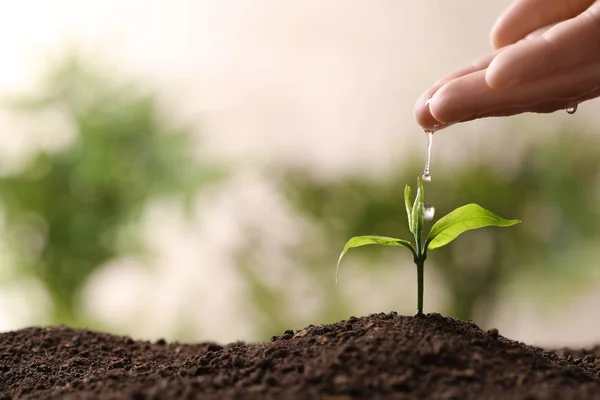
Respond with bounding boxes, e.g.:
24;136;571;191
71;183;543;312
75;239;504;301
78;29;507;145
422;130;433;182
566;104;578;114
423;202;435;221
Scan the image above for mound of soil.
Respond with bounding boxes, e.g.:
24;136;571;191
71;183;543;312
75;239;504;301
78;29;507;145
2;312;600;399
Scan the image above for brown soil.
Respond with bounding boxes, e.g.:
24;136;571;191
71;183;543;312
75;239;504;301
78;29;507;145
2;312;600;399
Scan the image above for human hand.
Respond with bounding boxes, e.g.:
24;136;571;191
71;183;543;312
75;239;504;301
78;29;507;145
414;0;600;132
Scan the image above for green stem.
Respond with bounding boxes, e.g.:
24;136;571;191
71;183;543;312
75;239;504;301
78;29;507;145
416;258;424;315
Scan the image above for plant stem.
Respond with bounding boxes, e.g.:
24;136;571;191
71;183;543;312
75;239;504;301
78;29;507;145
416;258;424;315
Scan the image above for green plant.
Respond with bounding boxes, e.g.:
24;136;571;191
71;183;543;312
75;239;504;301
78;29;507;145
337;177;520;315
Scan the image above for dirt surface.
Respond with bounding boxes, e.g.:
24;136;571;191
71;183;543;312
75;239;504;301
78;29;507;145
3;312;600;399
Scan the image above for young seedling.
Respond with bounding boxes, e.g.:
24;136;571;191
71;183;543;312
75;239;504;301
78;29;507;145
336;177;520;315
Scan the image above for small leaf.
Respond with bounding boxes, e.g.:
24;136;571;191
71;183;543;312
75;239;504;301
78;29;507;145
404;185;413;232
426;203;521;250
410;177;424;243
336;235;415;283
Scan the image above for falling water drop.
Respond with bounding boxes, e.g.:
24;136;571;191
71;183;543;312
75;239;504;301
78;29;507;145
566;104;578;114
423;202;435;221
422;130;433;182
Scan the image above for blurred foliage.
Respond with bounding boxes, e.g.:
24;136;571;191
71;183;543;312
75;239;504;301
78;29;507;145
275;130;600;323
2;54;598;342
0;56;221;326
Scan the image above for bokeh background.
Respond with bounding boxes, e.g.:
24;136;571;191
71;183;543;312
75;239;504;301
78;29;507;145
2;0;600;348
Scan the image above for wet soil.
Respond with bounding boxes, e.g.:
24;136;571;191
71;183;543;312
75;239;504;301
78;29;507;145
2;312;600;399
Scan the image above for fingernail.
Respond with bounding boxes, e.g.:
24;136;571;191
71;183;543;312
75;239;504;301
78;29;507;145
423;95;446;132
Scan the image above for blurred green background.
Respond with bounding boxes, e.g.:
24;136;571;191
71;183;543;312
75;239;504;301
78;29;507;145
1;1;600;348
3;55;600;344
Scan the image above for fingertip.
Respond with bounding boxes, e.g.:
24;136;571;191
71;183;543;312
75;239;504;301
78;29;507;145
490;4;522;50
484;60;503;90
427;83;454;125
414;52;499;131
427;76;482;124
485;52;520;90
490;18;510;50
413;93;445;132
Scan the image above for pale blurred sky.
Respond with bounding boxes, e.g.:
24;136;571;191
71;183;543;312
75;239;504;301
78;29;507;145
2;0;600;347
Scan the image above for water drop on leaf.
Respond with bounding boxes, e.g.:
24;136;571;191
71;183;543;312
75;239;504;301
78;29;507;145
423;202;435;221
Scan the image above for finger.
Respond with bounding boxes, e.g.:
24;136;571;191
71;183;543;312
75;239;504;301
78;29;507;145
413;51;502;131
455;86;600;124
428;61;600;125
524;21;559;40
487;1;600;89
491;0;595;49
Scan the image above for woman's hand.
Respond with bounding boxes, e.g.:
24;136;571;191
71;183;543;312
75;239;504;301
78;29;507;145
414;0;600;132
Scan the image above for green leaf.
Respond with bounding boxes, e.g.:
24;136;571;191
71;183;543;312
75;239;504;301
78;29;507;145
426;203;521;250
336;235;415;283
404;185;413;232
410;177;424;243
